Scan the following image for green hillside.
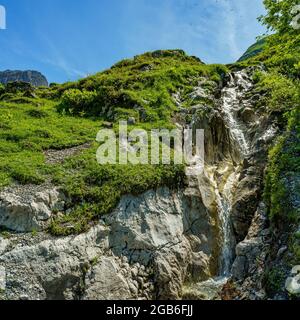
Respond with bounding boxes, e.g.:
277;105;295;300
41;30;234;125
238;38;267;62
0;50;228;235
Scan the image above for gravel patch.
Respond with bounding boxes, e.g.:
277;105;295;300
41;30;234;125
44;142;92;164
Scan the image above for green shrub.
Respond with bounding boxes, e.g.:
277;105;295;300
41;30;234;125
256;72;300;113
26;109;49;118
114;107;139;122
0;93;16;102
59;89;97;116
5;81;34;94
265;268;286;296
264;107;300;221
0;83;5;96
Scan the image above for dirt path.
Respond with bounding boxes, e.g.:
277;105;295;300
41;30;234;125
44;142;92;164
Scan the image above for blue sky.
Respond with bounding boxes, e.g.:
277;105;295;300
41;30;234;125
0;0;266;83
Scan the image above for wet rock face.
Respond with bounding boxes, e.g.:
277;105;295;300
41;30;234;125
0;70;48;87
231;173;262;242
193;108;241;165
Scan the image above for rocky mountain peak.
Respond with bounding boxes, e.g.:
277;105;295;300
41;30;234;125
0;70;48;87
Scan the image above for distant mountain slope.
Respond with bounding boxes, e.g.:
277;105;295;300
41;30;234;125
238;38;267;62
0;70;48;87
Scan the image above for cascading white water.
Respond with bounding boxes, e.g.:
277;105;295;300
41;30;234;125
215;172;237;276
221;71;252;157
216;70;253;276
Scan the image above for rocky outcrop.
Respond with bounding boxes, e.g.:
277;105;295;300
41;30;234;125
285;266;300;296
0;70;48;87
231;165;263;242
228;202;270;300
0;185;65;232
0;186;222;300
0;266;5;292
0;238;9;255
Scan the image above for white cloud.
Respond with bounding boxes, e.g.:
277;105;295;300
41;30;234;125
35;34;86;78
119;0;266;63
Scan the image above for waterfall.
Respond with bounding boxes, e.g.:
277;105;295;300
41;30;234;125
216;70;253;276
221;71;252;156
215;172;237;276
186;70;253;298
